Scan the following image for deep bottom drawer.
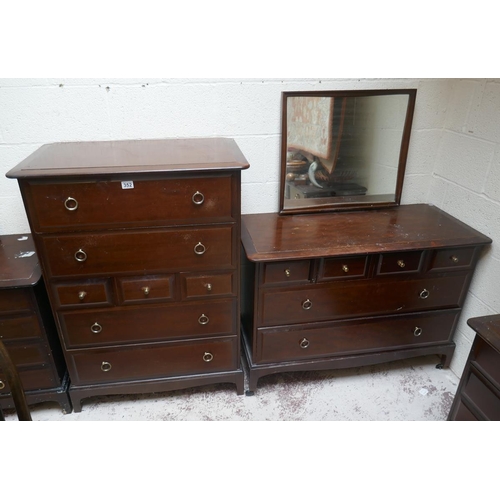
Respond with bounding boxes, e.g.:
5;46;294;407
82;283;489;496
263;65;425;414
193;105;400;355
0;366;58;394
463;371;500;420
256;309;459;364
68;337;239;385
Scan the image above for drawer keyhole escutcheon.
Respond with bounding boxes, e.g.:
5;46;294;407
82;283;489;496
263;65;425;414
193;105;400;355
451;255;459;263
0;380;5;390
142;286;150;296
192;191;205;205
302;299;312;310
74;249;87;262
419;289;430;299
205;283;212;292
397;260;405;268
299;338;310;349
342;265;349;273
198;314;209;325
78;291;87;300
101;361;112;372
64;197;78;211
284;269;291;278
413;327;423;337
203;352;214;362
194;242;206;255
91;322;103;334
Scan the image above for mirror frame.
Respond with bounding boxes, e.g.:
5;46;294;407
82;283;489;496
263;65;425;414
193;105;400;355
279;88;417;215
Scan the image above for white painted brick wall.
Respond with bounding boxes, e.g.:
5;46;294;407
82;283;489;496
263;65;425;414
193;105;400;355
1;77;498;381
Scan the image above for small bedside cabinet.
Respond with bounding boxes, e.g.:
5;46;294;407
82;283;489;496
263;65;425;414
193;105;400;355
0;233;71;413
448;314;500;421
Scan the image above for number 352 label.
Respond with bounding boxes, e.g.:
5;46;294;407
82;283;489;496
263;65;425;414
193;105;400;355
121;181;134;189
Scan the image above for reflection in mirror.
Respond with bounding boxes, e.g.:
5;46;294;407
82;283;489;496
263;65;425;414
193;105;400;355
280;89;416;214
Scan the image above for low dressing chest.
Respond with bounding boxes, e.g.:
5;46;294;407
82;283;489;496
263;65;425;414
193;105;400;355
241;204;491;393
0;233;70;413
7;137;249;411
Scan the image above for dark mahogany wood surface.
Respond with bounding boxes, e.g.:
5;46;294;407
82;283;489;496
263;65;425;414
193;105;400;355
0;234;41;288
242;204;492;262
6;137;249;178
467;315;500;354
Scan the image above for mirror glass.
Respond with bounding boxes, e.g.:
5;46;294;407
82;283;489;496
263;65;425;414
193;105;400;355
280;89;416;214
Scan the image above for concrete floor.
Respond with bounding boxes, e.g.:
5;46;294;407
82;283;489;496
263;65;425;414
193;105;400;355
3;354;459;421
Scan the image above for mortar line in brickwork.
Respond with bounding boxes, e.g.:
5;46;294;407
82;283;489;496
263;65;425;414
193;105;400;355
432;173;500;206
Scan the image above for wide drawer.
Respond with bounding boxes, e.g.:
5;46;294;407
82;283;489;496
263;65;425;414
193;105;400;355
40;225;235;278
25;175;234;232
472;336;500;389
0;366;58;394
0;288;32;314
0;315;42;341
260;273;468;327
463;370;500;420
68;337;239;385
256;309;459;364
60;299;236;348
0;340;51;367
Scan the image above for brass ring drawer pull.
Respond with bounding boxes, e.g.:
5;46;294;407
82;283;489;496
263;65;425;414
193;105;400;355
0;380;5;390
397;260;406;268
192;191;205;205
451;256;459;263
203;352;214;362
78;291;87;300
413;327;423;337
194;242;206;255
74;249;87;262
419;289;430;299
299;338;310;349
90;322;103;334
342;265;349;273
101;361;112;372
64;197;78;211
198;314;209;325
142;286;150;296
302;299;312;310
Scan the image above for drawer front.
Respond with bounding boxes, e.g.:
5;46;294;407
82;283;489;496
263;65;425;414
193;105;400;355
377;250;424;275
472;336;500;388
260;274;468;326
257;310;459;364
463;371;500;420
263;260;311;285
68;337;239;385
452;401;479;421
26;175;234;232
117;274;174;305
429;247;476;272
319;255;368;280
60;299;236;348
54;279;112;308
0;288;32;314
1;341;51;367
40;225;234;278
0;315;42;341
181;272;234;299
0;366;57;394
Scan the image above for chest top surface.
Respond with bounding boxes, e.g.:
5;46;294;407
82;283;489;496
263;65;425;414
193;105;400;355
467;315;500;353
6;137;249;179
0;234;40;288
241;204;492;261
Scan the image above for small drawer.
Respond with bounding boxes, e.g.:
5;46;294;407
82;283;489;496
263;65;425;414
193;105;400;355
68;337;239;385
25;175;234;232
0;288;32;314
60;299;236;348
1;341;51;367
54;279;112;308
117;275;174;305
472;336;500;388
0;315;42;341
429;247;476;272
263;260;311;285
378;251;424;275
0;366;57;394
181;272;234;299
463;371;500;420
319;255;368;280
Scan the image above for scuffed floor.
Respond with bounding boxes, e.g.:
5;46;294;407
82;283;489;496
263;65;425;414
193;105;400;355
4;355;459;421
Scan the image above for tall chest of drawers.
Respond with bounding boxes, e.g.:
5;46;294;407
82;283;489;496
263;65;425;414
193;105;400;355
0;233;71;413
7;137;249;411
241;205;491;393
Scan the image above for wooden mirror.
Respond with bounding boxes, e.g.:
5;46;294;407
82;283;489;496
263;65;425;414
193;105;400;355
279;89;417;214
